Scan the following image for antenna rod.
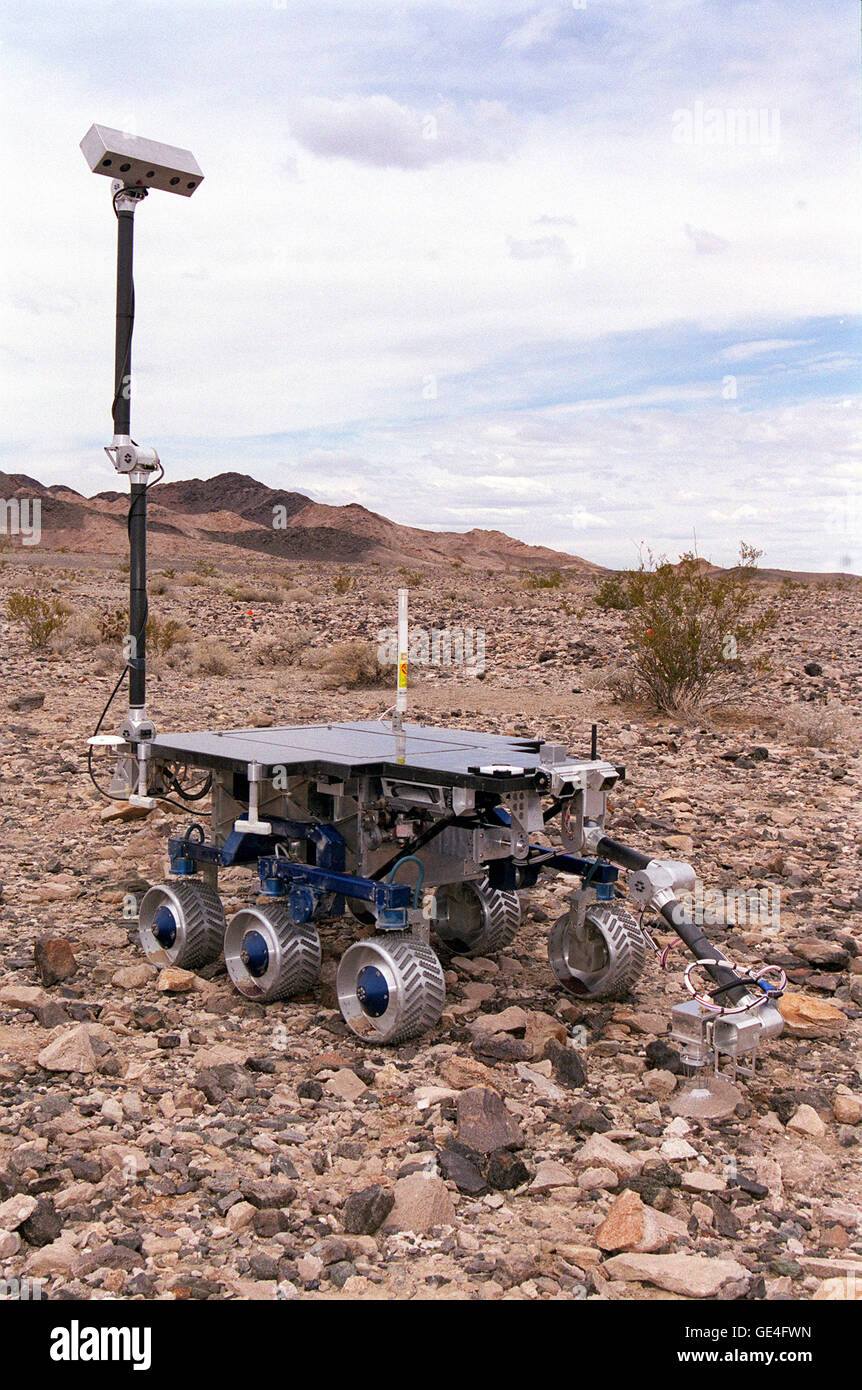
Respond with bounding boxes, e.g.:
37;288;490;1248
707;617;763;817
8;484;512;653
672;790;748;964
394;588;408;730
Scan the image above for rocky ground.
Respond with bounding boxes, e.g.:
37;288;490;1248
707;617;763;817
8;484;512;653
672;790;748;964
0;551;860;1302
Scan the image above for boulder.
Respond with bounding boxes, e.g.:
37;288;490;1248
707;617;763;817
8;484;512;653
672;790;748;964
456;1086;523;1153
383;1174;456;1233
603;1251;749;1297
37;1024;97;1074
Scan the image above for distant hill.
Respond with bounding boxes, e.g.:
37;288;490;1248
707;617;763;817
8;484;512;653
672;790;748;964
0;469;604;572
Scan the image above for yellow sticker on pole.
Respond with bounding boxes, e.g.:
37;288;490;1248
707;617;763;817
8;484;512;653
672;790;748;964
398;658;408;689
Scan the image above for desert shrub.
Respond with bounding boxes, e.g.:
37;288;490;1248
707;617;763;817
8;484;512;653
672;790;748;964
195;557;217;577
49;609;102;653
284;586;314;603
577;663;631;693
595;544;776;712
559;596;587;618
227;583;284;605
91;643;119;674
781;703;859;750
190;637;236;675
302;639;385;688
6;591;69;649
523;568;563;590
250;633;306;667
594;572;631;610
161;567;176;579
398;568;424;587
177;570;215;588
333;573;353;595
147;616;191;654
97;607;128;644
93;608;190;655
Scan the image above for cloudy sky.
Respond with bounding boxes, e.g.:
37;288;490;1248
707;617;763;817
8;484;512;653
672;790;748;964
1;0;859;569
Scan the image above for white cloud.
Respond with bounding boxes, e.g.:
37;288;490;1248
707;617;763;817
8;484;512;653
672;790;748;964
502;6;566;53
720;338;812;361
289;95;514;168
0;0;858;573
684;222;730;254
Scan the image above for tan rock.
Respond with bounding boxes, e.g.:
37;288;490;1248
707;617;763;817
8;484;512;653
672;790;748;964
0;985;50;1011
603;1251;748;1297
596;1190;647;1252
576;1166;618;1190
156;967;196;993
26;1239;78;1277
439;1055;501;1091
226;1200;256;1231
524;1010;567;1058
100;801;151;822
787;1104;826;1138
469;1006;529;1037
596;1189;685;1254
573;1133;643;1180
37;1024;96;1074
383;1174;456;1233
324;1068;367;1102
530;1159;575;1192
832;1087;862;1126
645;1069;677;1099
111;963;156;989
660;1136;698;1160
0;1230;21;1259
813;1276;862;1301
778;993;847;1038
0;1194;37;1230
681;1172;727;1193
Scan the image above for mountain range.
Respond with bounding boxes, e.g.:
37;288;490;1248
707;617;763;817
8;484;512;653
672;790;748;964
0;470;601;571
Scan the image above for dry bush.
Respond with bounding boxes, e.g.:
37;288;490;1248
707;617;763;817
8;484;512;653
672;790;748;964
577;663;632;694
190;637;236;675
227;583;284;605
250;633;306;667
780;703;859;750
49;609;102;653
284;586;314;603
91;643;119;674
177;570;217;588
302;639;385;688
593;544;775;712
6;591;69;649
147;616;191;654
523;567;564;590
97;607;128;643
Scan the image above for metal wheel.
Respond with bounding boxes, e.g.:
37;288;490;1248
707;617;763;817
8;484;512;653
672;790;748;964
336;935;446;1044
430;875;520;957
139;879;225;970
224;904;321;1002
548;900;646;999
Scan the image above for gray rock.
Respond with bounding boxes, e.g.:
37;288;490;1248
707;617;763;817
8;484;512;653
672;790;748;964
456;1086;523;1154
20;1198;61;1248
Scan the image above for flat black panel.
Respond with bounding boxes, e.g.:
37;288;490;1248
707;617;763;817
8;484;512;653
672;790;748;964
150;719;551;791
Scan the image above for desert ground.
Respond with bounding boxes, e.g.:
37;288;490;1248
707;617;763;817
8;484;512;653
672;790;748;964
0;546;860;1301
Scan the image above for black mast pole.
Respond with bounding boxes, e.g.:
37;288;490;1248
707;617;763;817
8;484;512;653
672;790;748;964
113;196;148;719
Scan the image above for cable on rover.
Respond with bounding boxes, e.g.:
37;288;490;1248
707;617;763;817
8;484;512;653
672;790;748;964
385;854;426;908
